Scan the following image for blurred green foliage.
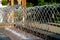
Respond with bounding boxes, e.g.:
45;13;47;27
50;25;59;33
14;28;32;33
27;3;33;7
37;0;57;6
2;0;60;6
2;0;8;5
27;0;59;6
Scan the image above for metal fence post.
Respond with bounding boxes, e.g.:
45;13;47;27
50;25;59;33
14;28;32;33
22;0;26;25
10;0;14;28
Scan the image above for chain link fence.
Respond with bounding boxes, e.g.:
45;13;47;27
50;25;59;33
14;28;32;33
0;4;60;39
14;5;60;23
27;5;60;23
2;4;60;24
14;4;60;39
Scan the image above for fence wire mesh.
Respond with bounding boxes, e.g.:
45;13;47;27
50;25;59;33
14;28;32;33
14;5;60;36
2;5;60;24
14;5;60;23
0;4;60;39
12;5;59;40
